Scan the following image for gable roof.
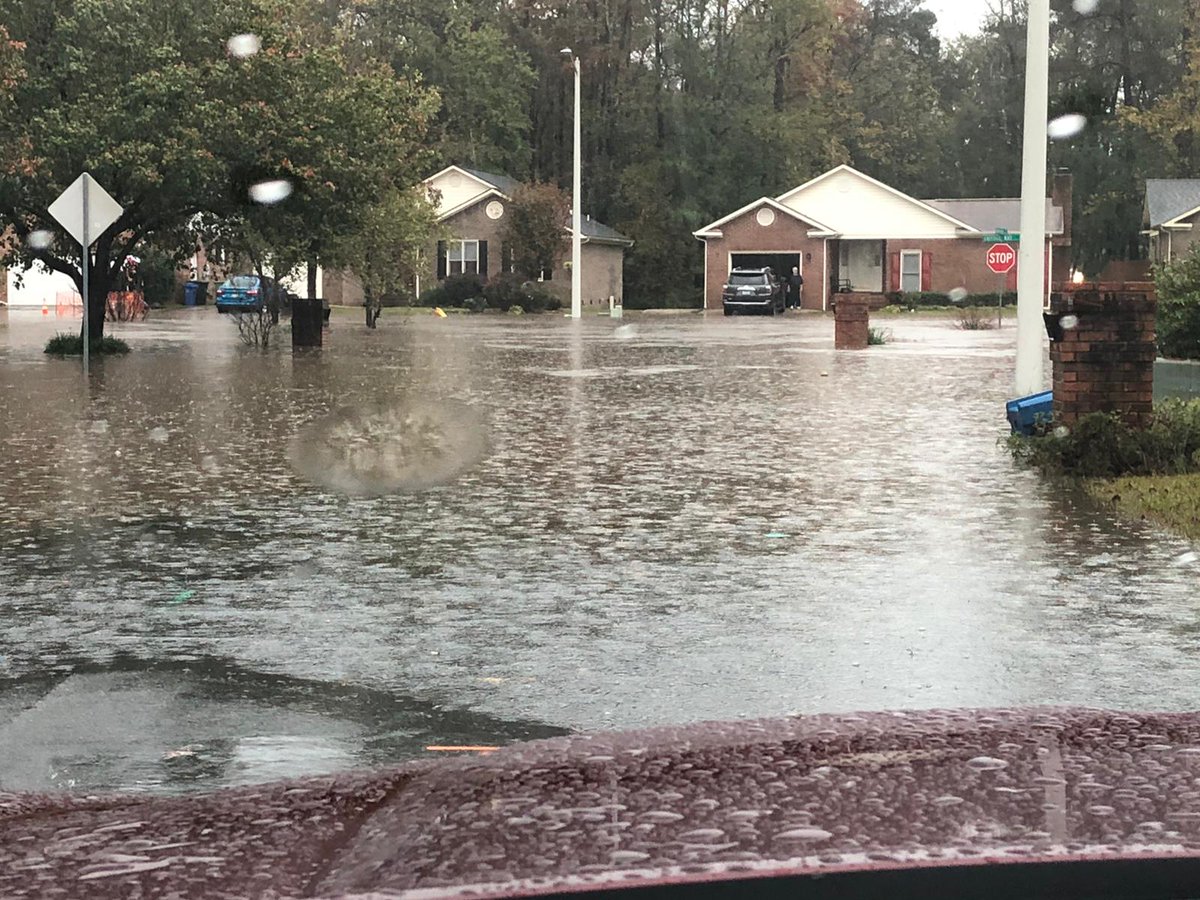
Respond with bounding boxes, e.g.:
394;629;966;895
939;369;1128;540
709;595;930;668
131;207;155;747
1146;179;1200;227
437;188;506;222
924;199;1064;235
580;216;634;247
693;196;834;238
459;166;522;197
775;165;978;234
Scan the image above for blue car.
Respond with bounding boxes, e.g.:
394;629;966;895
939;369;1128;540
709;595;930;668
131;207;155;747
215;275;268;313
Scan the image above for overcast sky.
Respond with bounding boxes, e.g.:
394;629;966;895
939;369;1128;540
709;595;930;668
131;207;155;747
923;0;994;39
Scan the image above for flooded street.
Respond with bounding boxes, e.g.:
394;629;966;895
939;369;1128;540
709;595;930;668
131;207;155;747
1;306;1197;794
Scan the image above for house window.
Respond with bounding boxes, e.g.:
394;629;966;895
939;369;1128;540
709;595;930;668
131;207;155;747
445;240;479;276
900;250;922;292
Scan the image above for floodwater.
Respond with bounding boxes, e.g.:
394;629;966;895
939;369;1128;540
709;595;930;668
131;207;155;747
1;306;1197;795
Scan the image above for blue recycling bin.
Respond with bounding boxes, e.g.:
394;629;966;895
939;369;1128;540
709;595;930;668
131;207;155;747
1006;391;1054;436
183;280;207;306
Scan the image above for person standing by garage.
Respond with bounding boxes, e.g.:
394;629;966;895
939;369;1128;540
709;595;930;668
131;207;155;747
787;267;804;309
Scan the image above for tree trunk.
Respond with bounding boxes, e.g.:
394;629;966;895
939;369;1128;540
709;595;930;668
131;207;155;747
307;256;318;300
80;251;110;344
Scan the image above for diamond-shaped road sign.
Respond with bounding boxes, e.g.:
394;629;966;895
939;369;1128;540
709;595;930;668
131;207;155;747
48;173;123;248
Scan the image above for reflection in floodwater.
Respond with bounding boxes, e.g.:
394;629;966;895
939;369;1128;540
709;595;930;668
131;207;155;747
1;308;1199;792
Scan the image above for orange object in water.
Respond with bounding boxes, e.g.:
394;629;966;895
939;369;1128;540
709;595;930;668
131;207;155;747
425;745;500;754
41;303;48;315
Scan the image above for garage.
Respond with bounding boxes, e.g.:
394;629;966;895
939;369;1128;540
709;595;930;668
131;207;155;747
730;252;800;285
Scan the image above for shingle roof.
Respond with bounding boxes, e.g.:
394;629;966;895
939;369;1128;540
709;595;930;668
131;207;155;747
460;167;522;197
579;216;633;246
923;199;1063;235
1145;179;1200;227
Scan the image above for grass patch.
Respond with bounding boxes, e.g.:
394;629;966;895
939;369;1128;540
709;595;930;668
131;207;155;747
44;333;131;356
867;326;891;345
1088;474;1200;540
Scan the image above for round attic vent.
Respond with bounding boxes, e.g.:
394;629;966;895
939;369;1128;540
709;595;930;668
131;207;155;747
756;207;776;227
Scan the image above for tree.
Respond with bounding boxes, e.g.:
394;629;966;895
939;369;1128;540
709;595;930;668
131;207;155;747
333;186;441;327
501;182;570;280
0;0;436;341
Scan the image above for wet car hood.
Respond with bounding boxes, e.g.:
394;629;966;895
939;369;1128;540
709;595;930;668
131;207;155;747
5;706;1200;898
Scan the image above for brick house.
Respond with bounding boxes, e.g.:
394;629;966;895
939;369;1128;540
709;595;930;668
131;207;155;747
1144;179;1200;265
322;166;634;308
693;165;1072;311
425;166;632;307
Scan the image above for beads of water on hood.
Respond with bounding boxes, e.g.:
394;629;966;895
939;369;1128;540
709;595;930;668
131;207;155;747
249;179;293;205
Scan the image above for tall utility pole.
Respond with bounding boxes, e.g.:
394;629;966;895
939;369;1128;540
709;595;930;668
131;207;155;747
562;48;583;319
1015;0;1051;396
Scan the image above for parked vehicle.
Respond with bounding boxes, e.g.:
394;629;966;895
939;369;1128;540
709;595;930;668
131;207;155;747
215;275;264;313
722;267;785;316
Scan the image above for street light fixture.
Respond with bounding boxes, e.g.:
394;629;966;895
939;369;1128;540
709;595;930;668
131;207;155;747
561;47;582;320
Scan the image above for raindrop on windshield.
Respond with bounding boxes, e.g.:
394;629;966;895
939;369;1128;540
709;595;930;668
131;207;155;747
148;427;169;444
948;287;969;303
1073;0;1099;12
249;179;293;205
1048;114;1088;141
1059;314;1079;330
1173;551;1199;567
227;34;262;59
289;399;488;496
966;756;1009;772
1053;426;1071;439
774;827;833;842
614;324;638;340
27;230;53;250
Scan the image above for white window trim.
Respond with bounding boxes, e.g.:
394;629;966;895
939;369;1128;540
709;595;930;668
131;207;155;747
899;249;922;293
444;240;480;277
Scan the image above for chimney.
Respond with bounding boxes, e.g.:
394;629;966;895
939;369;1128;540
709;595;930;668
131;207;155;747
1051;169;1073;248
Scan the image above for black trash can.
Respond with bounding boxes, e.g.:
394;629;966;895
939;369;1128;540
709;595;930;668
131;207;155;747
293;298;324;348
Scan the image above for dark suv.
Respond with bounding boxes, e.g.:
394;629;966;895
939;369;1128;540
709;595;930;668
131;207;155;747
722;267;785;316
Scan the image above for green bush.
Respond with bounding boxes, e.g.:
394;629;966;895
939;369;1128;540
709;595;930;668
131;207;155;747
1008;399;1200;478
418;274;484;309
867;326;891;345
45;333;131;356
138;246;180;307
1154;247;1200;360
483;274;561;313
882;291;1015;309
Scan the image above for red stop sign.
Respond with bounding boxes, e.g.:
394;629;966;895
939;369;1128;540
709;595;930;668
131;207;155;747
986;242;1017;274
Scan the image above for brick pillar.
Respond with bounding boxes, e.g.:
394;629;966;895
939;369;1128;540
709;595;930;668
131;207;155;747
1048;282;1156;428
834;293;872;350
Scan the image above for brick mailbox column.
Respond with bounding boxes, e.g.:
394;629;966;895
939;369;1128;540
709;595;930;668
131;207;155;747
1048;282;1156;428
834;294;872;350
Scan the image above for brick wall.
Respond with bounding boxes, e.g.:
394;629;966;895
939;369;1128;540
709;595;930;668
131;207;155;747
1049;282;1156;428
835;294;871;350
885;238;1054;296
704;211;827;311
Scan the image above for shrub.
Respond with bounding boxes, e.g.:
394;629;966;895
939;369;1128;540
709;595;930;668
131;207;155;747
883;291;1016;310
483;274;561;313
138;246;180;307
417;285;449;308
440;274;484;306
1008;399;1200;478
1154;247;1200;360
867;326;891;345
45;333;131;356
957;307;996;330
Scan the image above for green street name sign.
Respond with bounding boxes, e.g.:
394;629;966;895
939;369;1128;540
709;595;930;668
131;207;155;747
983;228;1020;244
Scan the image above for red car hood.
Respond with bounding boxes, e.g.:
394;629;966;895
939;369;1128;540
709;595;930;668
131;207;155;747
5;707;1200;898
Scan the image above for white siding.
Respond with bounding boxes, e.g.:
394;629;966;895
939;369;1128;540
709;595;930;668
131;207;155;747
426;170;490;216
778;168;963;239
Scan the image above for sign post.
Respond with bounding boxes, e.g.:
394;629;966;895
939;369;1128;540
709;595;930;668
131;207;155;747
984;231;1020;328
47;173;124;376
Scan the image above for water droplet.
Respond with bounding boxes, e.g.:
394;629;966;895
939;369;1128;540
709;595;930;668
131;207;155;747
1174;552;1199;567
90;420;109;435
148;427;169;444
949;287;969;303
775;827;832;842
249;179;293;205
614;324;638;340
200;455;219;474
966;756;1009;772
1073;0;1099;12
227;33;262;58
1053;426;1070;439
1048;113;1087;141
27;230;53;250
1059;314;1079;330
679;828;726;842
289;400;488;495
1087;805;1115;817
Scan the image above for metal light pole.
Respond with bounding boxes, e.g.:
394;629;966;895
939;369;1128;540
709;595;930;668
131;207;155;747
562;48;582;319
1015;0;1051;396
